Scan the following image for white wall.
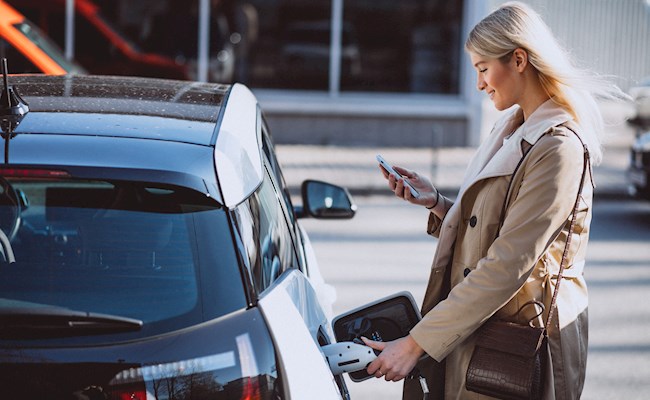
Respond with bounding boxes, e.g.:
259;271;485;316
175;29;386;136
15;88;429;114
487;0;650;91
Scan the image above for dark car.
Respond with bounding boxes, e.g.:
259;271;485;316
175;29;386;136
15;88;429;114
7;0;190;79
627;130;650;200
0;73;357;399
626;77;650;201
0;0;85;75
627;77;650;129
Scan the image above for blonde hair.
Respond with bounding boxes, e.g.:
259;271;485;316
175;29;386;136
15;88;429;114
465;1;627;165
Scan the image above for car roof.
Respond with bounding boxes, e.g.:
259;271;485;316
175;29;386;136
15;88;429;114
11;74;229;144
2;74;264;207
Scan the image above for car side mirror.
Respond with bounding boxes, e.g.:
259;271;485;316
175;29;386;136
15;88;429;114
331;292;422;382
298;180;356;219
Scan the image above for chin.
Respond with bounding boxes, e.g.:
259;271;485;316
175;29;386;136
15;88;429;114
492;100;514;111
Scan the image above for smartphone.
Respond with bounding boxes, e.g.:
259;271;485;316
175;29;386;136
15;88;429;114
376;154;420;198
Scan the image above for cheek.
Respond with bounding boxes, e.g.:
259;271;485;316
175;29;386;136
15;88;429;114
485;70;503;89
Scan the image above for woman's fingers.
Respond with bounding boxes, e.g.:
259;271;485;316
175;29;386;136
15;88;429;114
361;336;385;351
362;337;407;381
379;164;428;204
361;337;384;376
378;164;390;178
363;336;424;382
394;166;414;178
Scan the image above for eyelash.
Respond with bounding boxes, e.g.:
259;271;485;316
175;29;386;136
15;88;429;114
479;69;487;73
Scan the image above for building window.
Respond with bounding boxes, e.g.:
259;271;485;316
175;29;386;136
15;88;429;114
247;0;464;94
341;1;463;94
247;0;331;90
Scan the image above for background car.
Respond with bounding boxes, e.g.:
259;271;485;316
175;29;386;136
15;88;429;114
627;77;650;129
626;77;650;201
627;130;650;200
7;0;189;79
0;73;356;399
0;0;84;74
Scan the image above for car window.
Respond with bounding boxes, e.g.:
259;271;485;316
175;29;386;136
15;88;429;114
0;176;246;340
261;121;309;269
261;122;285;192
231;169;300;293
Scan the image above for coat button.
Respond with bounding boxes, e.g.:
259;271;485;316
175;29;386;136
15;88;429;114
469;216;477;227
464;268;471;277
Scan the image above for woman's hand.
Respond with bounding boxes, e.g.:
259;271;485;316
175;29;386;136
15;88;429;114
378;164;438;208
362;335;424;382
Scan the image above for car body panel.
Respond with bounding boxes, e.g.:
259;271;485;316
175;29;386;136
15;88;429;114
258;269;341;399
300;224;337;324
215;83;264;208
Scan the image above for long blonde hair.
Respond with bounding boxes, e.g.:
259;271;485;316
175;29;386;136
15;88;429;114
465;1;627;165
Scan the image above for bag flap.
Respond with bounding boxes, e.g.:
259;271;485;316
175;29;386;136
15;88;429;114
475;320;546;357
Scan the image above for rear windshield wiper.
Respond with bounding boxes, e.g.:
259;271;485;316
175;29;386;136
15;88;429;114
0;307;143;338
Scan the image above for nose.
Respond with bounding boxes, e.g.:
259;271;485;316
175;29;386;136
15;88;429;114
476;72;486;91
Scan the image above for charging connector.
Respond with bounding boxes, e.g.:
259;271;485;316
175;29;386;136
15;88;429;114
321;341;377;376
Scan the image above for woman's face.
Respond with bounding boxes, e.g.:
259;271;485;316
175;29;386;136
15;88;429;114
470;52;522;111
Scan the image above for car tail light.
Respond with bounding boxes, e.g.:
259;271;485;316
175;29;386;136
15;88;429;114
110;382;147;400
237;333;262;400
0;168;70;178
241;376;262;400
104;334;272;399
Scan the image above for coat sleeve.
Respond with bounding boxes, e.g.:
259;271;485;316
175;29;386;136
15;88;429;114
410;132;585;361
426;211;445;237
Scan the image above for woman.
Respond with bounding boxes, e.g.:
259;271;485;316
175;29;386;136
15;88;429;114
362;2;625;399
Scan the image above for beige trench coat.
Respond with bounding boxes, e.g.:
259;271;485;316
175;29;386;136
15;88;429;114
403;100;592;400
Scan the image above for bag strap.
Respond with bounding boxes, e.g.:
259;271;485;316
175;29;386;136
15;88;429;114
543;125;589;330
496;124;590;332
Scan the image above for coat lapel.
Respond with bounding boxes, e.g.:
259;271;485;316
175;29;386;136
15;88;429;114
458;100;574;203
435;100;574;270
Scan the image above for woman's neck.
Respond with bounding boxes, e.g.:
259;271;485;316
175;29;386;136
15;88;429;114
518;71;551;120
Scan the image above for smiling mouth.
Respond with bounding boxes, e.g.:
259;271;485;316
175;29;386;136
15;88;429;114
488;91;495;99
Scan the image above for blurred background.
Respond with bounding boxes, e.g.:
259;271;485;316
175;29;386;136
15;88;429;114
2;0;648;147
2;0;649;398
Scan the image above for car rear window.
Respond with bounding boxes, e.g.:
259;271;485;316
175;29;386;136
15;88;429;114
0;176;246;340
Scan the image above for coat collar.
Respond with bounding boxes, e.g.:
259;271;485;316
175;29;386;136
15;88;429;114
518;99;575;146
467;99;573;184
452;100;574;211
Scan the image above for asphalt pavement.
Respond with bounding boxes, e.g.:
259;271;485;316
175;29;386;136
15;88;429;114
277;125;634;201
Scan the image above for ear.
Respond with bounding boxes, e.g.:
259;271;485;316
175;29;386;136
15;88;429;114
512;48;528;72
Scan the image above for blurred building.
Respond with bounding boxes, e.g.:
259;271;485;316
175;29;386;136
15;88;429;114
81;0;487;147
17;0;650;147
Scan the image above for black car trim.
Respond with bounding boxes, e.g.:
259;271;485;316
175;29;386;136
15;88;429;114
226;208;258;308
0;307;143;339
